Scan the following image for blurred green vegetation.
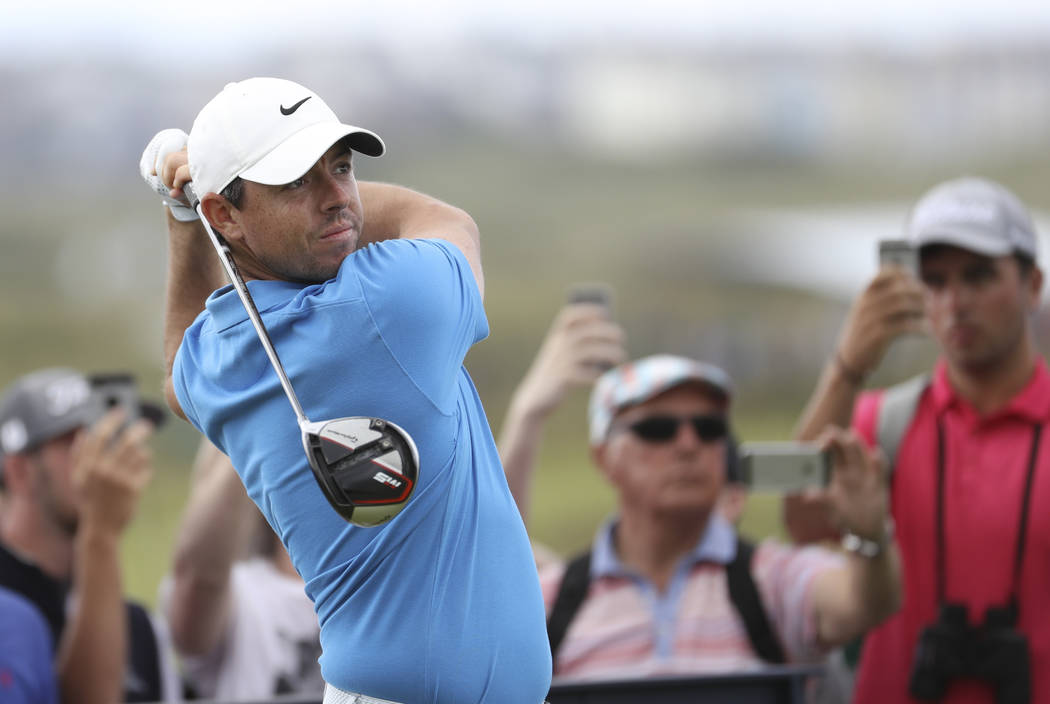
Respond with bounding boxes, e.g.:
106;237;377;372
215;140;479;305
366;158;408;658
5;140;1050;606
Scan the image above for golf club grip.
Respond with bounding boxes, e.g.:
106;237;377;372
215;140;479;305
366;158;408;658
182;182;200;209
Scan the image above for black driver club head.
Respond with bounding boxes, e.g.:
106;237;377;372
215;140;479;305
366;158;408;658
302;416;420;527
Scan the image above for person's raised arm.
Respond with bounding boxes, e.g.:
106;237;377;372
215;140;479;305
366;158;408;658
57;411;154;704
141;130;228;421
497;304;625;524
794;268;924;441
162;210;227;421
809;428;901;647
357;182;483;296
166;438;262;656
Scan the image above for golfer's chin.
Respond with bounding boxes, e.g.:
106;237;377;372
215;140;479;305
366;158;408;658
310;240;356;280
313;257;349;283
277;254;347;285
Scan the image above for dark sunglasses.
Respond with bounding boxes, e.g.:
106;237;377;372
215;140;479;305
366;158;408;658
625;414;729;444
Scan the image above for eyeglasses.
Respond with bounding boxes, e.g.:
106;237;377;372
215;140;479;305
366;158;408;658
623;414;729;444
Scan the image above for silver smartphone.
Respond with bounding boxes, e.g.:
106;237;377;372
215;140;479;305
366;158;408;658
737;441;830;493
878;239;918;276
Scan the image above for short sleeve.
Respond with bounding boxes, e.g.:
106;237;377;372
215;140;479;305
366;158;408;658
172;344;202;430
350;239;488;409
752;540;845;662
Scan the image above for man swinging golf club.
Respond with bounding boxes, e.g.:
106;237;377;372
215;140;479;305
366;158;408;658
141;77;551;704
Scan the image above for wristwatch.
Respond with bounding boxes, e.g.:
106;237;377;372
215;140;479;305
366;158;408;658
841;518;895;558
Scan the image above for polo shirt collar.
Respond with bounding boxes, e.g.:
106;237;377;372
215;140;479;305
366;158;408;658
205;280;308;331
930;356;1050;423
591;513;738;580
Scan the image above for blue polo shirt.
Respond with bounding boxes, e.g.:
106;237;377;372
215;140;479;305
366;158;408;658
174;238;551;703
0;587;58;704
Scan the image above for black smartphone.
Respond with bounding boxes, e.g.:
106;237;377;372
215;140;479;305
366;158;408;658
89;373;141;426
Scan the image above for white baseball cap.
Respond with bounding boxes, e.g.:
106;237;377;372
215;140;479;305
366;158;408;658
906;177;1038;260
187;77;385;198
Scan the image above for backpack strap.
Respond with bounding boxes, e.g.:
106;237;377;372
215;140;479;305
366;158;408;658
875;373;930;480
727;537;786;664
546;550;593;660
547;538;786;665
124;601;163;702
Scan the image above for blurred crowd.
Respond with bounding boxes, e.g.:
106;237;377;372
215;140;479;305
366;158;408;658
0;77;1046;704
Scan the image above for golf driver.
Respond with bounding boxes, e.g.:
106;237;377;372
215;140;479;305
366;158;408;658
183;183;420;527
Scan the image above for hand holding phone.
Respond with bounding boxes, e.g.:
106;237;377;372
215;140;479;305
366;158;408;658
566;282;619;373
878;239;918;276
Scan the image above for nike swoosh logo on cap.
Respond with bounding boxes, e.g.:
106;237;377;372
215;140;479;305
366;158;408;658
280;97;311;115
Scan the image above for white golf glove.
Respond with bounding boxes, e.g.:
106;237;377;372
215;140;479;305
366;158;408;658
139;128;198;222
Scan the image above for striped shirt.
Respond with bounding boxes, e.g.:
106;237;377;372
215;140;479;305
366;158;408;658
540;515;842;680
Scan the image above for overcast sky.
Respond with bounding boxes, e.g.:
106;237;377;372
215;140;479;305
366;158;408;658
6;0;1050;64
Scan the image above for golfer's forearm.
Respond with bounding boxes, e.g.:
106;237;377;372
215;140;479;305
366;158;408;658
358;181;483;295
358;182;478;244
163;211;227;414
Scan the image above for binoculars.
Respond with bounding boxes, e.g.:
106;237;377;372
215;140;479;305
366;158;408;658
909;603;1030;704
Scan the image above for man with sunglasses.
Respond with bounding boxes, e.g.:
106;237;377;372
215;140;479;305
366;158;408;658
534;354;900;680
795;177;1049;703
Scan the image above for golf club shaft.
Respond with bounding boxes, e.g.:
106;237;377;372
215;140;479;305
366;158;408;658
184;184;310;427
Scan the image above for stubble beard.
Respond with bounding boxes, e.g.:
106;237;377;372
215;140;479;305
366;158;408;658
33;465;79;537
948;316;1027;378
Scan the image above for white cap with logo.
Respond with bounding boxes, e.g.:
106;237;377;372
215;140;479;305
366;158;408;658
187;77;385;197
587;354;733;445
906;177;1038;260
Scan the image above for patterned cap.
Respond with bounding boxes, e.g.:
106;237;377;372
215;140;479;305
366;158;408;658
588;354;733;444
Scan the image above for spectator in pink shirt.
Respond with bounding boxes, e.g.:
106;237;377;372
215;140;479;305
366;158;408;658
796;177;1048;704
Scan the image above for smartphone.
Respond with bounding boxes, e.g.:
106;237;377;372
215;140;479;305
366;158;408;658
89;373;141;426
567;283;616;371
737;441;830;493
878;239;918;276
567;282;614;312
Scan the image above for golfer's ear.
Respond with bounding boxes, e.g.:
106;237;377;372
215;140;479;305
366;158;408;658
200;193;243;242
